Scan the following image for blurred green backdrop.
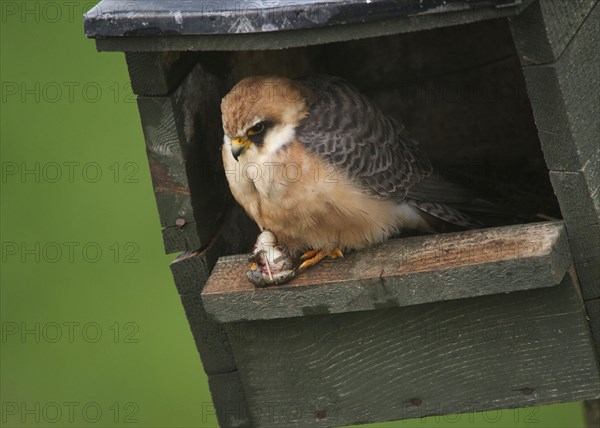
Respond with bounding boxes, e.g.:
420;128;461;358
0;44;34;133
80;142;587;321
0;2;586;427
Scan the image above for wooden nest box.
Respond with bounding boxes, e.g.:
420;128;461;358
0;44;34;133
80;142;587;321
85;1;600;426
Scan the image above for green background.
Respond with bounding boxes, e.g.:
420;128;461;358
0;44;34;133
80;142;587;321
0;2;586;427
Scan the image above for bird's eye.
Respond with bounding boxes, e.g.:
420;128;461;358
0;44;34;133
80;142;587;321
247;122;265;136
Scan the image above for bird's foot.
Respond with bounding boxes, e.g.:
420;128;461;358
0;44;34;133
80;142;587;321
246;231;295;287
298;247;344;270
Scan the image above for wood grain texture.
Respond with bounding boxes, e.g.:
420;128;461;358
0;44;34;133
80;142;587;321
168;228;254;426
207;371;253;428
226;271;600;427
509;0;598;65
585;400;600;428
170;247;238;375
94;1;534;52
137;62;233;253
179;291;238;374
85;0;532;38
202;222;571;323
137;96;200;253
125;51;198;96
517;2;599;172
549;152;600;224
516;2;600;299
575;259;600;301
548;129;600;301
586;298;600;357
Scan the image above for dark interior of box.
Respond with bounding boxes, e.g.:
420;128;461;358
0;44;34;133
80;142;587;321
185;18;561;256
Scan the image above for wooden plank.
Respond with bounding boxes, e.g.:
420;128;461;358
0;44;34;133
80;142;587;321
207;371;253;428
85;0;532;38
168;236;254;427
226;270;600;427
179;291;237;375
137;96;200;253
576;259;600;301
92;1;534;52
137;62;231;253
516;2;599;299
586;400;600;428
549;152;600;224
170;247;239;375
202;222;571;323
550;147;600;300
509;0;598;65
586;298;600;357
517;2;599;172
125;51;198;96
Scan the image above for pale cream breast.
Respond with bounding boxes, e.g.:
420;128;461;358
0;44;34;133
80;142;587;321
223;140;428;254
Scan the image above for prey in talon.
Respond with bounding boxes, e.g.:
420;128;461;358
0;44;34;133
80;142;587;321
246;231;295;287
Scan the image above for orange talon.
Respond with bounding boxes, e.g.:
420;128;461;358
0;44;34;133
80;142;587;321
299;250;327;270
298;247;344;270
300;249;318;260
330;248;344;259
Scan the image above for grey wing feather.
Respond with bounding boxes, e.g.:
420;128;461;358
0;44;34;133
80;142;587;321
297;75;483;230
407;200;483;229
407;174;476;203
297;76;432;201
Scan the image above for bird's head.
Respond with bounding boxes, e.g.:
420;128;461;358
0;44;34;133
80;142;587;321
221;76;309;161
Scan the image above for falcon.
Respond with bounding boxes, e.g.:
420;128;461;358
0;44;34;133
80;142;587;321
221;75;481;284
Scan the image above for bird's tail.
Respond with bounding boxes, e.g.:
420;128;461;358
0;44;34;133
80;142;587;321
407;199;483;230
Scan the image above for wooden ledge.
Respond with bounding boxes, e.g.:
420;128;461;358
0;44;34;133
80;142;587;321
202;222;571;323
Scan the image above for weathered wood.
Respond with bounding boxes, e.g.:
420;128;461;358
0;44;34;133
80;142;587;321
137;96;200;253
586;298;600;357
202;222;571;323
550;151;600;259
550;152;600;225
180;290;238;375
170;249;217;296
585;400;600;428
576;260;600;301
207;371;253;428
167;230;255;426
137;62;232;253
125;51;198;96
516;2;599;172
91;1;534;52
85;0;533;38
509;0;598;65
548;134;600;301
170;247;238;375
514;2;600;299
225;270;600;427
168;220;258;376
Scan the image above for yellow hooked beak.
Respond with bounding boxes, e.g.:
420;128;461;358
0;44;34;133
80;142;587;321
231;137;251;161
